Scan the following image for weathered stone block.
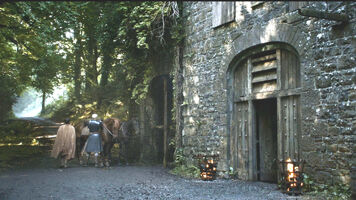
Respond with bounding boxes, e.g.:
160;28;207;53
336;158;350;169
333;174;351;185
327;144;338;153
338;55;355;70
314;171;333;184
304;152;324;167
338;145;351;153
316;76;332;88
327;126;340;136
343;110;356;118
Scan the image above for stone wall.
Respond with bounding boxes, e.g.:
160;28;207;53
134;46;175;164
177;1;355;184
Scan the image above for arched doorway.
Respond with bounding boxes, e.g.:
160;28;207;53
227;43;302;182
149;75;174;167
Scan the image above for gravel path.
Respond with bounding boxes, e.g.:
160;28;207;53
0;118;298;200
0;165;295;200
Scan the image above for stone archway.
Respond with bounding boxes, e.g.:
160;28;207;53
226;42;302;182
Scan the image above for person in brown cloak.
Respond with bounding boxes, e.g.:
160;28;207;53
51;118;76;168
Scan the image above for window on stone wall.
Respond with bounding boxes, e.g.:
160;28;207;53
212;2;235;28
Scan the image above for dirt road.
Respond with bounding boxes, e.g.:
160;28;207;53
0;165;292;200
0;118;293;199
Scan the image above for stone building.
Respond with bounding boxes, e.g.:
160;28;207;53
136;1;355;187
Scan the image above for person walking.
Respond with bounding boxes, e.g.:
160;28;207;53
83;114;104;167
51;118;76;168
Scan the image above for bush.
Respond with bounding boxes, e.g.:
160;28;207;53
0;120;35;138
170;164;200;179
169;148;200;179
303;173;351;199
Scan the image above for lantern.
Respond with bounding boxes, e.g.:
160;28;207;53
200;159;217;181
195;154;219;181
279;158;305;195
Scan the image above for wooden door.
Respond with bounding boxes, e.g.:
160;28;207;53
231;101;249;180
234;59;248;98
279;95;300;161
229;44;301;181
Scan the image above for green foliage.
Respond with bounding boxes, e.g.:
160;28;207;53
228;167;239;179
0;2;76;119
173;148;185;166
0;1;183;123
170;148;200;179
0;120;34;139
169;137;176;149
171;164;200;179
0;75;21;121
302;173;351;199
113;1;181;102
40;95;68;119
303;173;314;192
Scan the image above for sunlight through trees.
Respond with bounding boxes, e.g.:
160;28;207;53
0;1;182;121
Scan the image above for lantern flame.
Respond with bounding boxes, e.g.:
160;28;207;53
286;158;293;173
286;158;297;188
200;158;218;181
281;158;304;194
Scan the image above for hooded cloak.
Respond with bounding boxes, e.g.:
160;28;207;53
51;124;76;160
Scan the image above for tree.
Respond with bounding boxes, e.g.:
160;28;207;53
0;1;182;121
0;2;76;118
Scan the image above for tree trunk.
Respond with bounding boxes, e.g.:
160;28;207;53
98;50;110;108
93;43;99;84
100;42;112;88
74;24;83;102
85;30;94;91
41;91;46;115
84;17;99;92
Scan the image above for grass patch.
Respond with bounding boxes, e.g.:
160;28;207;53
169;148;200;179
303;183;351;200
170;164;200;179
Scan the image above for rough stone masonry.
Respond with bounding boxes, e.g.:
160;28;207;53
173;1;355;187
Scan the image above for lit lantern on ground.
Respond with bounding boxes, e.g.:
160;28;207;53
279;158;305;195
200;159;217;181
195;154;219;181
